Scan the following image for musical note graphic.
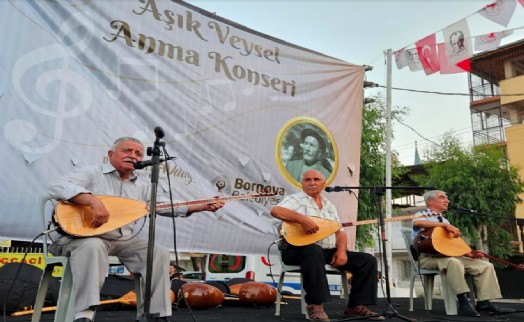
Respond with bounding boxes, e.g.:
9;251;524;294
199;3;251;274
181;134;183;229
107;57;159;101
6;11;95;154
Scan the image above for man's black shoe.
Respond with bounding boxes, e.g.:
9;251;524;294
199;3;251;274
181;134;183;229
458;302;481;317
476;302;515;314
73;318;93;322
136;314;172;321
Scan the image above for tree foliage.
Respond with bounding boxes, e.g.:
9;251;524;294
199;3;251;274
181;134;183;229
356;94;407;249
413;133;523;259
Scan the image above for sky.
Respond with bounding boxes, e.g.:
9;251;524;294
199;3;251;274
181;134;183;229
185;0;524;165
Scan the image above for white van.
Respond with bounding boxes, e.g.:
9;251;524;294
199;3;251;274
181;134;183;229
204;253;345;295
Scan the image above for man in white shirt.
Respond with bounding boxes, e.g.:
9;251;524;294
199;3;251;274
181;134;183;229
271;170;383;321
48;137;224;322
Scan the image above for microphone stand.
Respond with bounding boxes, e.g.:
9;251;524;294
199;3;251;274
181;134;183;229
139;138;163;322
327;185;433;321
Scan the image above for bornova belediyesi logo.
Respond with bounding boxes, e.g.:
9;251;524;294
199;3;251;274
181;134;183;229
211;175;231;194
211;175;285;207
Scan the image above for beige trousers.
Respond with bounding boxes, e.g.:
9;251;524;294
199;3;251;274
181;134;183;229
419;255;502;301
50;236;172;318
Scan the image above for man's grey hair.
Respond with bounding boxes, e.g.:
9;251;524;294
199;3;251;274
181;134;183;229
111;137;144;151
423;190;446;205
301;170;325;182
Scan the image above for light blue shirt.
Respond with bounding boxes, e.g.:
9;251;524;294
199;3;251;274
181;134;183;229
277;191;341;249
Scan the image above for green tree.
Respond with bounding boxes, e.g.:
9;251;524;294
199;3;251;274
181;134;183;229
414;133;523;259
355;94;407;249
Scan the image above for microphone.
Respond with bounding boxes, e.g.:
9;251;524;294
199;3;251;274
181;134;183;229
154;126;165;139
325;186;341;192
450;205;477;213
134;157;175;169
134;160;154;170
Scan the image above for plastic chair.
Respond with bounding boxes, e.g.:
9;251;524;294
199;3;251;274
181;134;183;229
32;193;143;322
400;227;475;315
275;258;350;318
32;193;75;322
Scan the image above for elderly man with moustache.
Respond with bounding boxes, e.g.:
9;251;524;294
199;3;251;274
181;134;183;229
48;137;224;322
271;170;383;321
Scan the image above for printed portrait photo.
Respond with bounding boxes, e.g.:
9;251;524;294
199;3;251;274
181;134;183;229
276;118;337;187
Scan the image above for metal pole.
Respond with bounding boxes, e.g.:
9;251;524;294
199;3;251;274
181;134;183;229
384;48;394;291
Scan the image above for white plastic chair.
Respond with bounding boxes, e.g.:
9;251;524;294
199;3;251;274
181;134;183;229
32;193;143;322
32;193;75;322
400;227;475;315
275;258;350;318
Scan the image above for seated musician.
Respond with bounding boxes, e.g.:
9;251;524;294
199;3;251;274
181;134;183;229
412;190;514;316
47;137;224;322
169;262;179;280
270;170;384;321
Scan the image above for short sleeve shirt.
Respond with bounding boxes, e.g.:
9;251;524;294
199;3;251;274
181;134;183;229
277;191;341;249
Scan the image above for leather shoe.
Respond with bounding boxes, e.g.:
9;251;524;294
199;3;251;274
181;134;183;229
135;315;172;322
458;302;480;317
476;302;515;314
154;317;172;322
306;304;329;321
74;318;92;322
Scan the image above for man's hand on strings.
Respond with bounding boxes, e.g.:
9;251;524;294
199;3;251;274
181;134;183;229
203;196;225;212
465;251;484;259
187;196;225;215
444;223;461;238
300;216;320;235
69;193;110;228
90;203;110;228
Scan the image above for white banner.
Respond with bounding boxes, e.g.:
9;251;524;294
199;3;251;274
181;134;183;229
0;0;364;255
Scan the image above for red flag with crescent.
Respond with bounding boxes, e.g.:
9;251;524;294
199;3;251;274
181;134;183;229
416;34;440;75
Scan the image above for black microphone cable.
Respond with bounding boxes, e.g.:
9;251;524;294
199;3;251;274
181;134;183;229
159;143;198;322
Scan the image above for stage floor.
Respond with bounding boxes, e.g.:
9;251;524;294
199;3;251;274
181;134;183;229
4;297;524;322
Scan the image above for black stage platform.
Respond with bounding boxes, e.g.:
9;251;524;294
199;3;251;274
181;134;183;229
3;297;524;322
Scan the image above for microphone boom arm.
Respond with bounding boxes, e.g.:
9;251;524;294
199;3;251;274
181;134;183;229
325;186;436;193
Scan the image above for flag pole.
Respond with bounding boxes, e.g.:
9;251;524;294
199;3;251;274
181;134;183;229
375;48;416;321
385;48;393;292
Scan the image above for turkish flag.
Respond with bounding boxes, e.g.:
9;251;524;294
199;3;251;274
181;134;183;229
416;34;440;75
478;0;517;28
